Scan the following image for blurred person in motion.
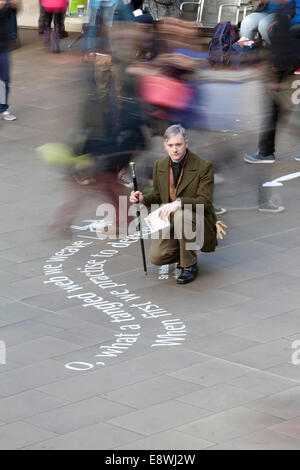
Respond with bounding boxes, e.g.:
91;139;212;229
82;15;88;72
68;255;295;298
39;0;148;237
42;0;68;53
0;0;18;121
8;0;21;49
243;0;297;164
244;0;298;214
38;0;68;37
290;0;300;73
129;125;222;285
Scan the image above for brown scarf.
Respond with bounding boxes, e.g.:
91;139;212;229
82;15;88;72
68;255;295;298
169;152;188;202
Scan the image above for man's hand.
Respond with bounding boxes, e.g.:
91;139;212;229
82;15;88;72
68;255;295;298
130;191;144;204
216;221;228;240
158;200;181;221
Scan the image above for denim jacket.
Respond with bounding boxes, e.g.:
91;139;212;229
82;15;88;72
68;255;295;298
255;0;296;17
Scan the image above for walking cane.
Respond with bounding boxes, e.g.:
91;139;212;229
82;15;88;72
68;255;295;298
130;162;147;275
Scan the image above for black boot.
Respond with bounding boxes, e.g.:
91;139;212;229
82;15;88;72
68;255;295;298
176;263;198;285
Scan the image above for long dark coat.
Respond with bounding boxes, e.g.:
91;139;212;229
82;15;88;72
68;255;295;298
143;149;217;252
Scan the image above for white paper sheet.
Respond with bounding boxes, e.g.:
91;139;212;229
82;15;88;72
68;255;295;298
144;207;170;234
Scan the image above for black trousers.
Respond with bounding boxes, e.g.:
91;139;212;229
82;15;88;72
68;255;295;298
44;11;64;33
258;83;281;157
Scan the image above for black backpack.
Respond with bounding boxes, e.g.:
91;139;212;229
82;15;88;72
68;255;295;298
208;21;239;67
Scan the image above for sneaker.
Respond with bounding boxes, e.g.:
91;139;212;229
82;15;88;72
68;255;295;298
214;207;227;215
258;200;285;213
244;151;275;164
0;111;16;121
295;155;300;162
294;68;300;75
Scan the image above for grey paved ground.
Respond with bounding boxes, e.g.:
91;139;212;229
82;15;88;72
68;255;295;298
0;30;300;450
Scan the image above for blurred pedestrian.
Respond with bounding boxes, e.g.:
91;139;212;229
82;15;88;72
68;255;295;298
290;0;300;73
41;0;67;53
8;0;21;49
0;0;17;121
244;7;298;212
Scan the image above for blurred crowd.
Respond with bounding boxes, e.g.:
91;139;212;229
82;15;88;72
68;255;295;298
1;0;300;235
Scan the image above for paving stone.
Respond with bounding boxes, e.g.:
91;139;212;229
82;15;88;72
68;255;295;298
269;416;300;440
51;322;119;348
23;422;143;450
0;319;63;347
116;430;214;450
177;383;264;412
0;389;69;423
265;363;300;381
177;406;282;444
213;429;300;450
246;387;300;420
59;348;209;396
222;273;300;300
223;339;292;370
223;293;300;319
211;240;286;266
24;397;135;434
104;375;202;409
169;359;251;387
236;250;300;277
226;311;300;343
0;422;57;450
227;371;298;396
8;336;83;365
192;307;255;330
107;400;212;435
0;359;72;397
183;333;259;357
21;292;82;312
0;301;51;327
36;376;121;403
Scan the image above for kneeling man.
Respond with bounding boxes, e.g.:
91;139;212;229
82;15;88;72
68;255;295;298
130;124;217;284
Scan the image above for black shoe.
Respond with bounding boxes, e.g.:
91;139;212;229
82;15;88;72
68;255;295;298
60;30;69;38
176;263;198;285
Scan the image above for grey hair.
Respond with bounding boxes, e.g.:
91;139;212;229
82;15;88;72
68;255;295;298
164;124;186;142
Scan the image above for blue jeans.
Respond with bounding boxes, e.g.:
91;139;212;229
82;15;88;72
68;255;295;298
290;23;300;61
0;50;9;113
240;12;277;44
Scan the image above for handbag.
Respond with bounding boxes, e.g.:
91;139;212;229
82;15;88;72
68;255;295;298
139;75;194;110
